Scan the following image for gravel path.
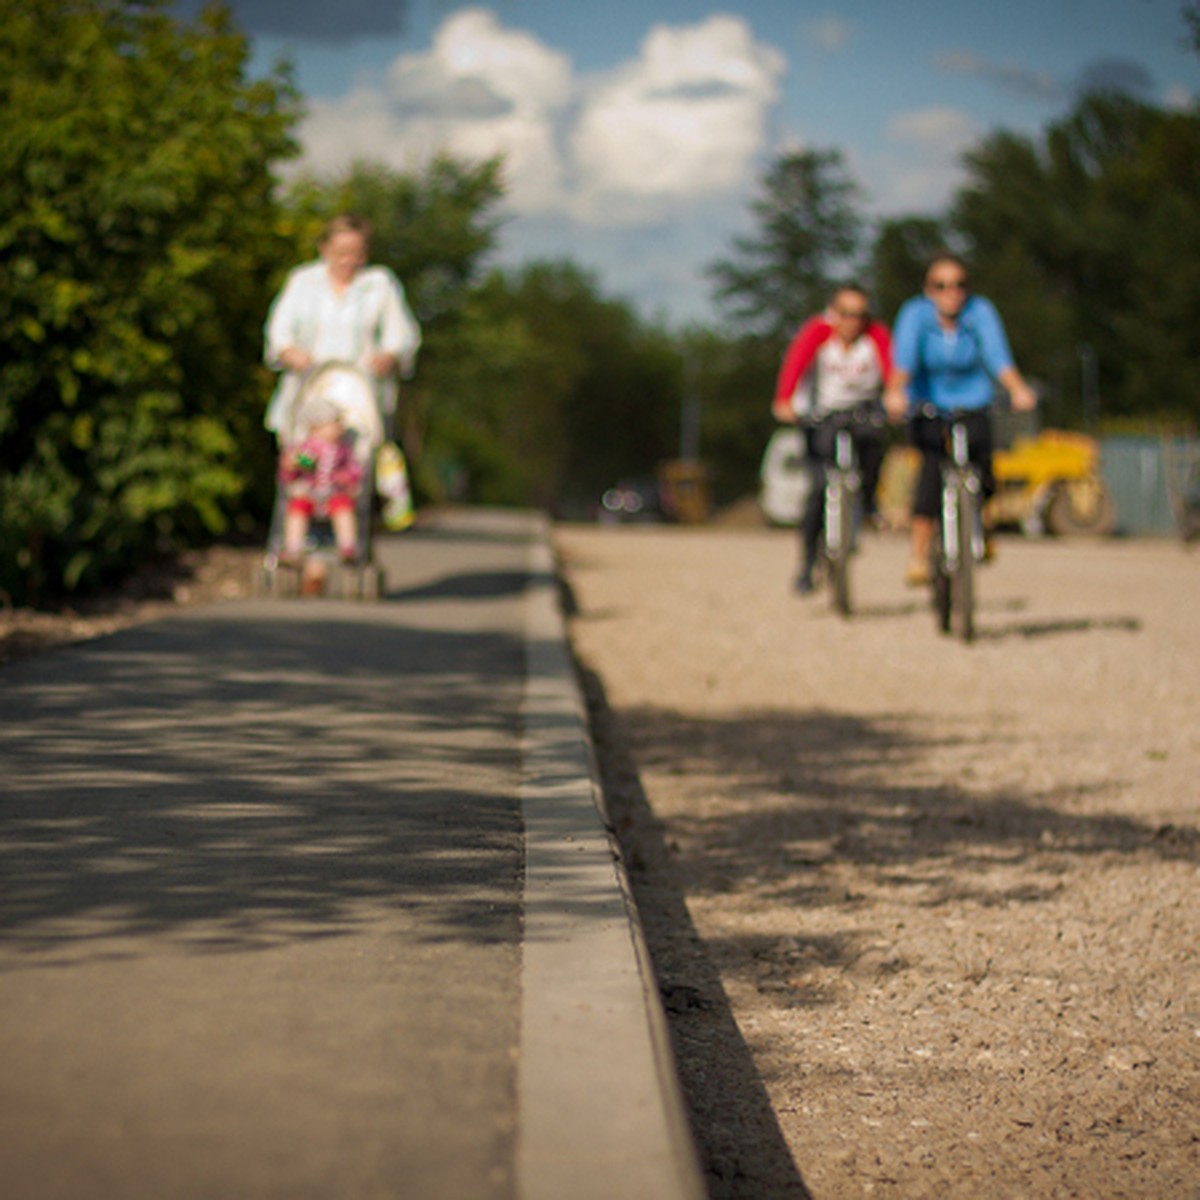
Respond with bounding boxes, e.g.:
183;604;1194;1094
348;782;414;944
555;522;1200;1199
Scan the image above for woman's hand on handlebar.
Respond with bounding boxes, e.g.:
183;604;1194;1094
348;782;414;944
369;351;399;378
279;348;397;378
772;397;797;424
278;346;315;373
999;366;1037;413
883;385;909;424
1008;379;1038;412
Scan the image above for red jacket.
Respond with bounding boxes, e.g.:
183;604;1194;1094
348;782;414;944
773;315;892;422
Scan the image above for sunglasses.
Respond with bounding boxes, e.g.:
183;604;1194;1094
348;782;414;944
835;308;870;319
930;279;969;292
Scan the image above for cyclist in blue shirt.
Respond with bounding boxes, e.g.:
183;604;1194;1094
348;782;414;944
884;253;1037;586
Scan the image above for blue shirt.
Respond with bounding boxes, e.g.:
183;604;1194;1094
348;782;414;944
891;294;1014;413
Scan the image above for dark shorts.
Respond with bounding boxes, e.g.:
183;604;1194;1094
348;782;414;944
909;408;994;519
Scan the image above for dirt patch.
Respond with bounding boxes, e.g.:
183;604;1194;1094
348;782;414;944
555;522;1200;1199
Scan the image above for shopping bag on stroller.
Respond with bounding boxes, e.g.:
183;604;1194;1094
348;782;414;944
376;440;414;531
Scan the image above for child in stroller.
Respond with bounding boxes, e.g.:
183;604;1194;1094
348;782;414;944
263;362;385;598
278;395;363;566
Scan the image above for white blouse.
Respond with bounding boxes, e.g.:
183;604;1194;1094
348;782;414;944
263;261;421;433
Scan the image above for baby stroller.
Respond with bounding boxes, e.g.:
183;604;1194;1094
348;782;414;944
258;362;387;600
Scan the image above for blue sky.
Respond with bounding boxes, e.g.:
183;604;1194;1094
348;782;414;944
217;0;1198;325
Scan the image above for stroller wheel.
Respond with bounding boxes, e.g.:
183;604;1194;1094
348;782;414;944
331;561;383;601
257;561;288;599
329;560;357;600
329;564;349;600
361;565;384;601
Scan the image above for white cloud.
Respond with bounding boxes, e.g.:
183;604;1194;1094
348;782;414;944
296;8;785;228
498;208;736;326
935;49;1061;102
888;106;978;149
301;9;572;214
1164;83;1198;110
806;16;856;51
569;16;785;223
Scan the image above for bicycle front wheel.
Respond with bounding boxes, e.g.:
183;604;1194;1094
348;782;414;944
827;479;853;616
952;485;977;642
932;482;953;634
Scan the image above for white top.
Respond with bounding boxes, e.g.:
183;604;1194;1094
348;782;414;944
807;336;886;413
263;261;422;433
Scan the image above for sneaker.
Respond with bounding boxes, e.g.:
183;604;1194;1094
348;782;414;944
277;548;304;568
794;571;815;595
338;548;361;566
904;559;931;587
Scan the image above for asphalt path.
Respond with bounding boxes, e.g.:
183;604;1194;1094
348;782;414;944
0;510;703;1200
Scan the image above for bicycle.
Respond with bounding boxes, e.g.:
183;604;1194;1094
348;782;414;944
922;405;986;642
799;407;884;616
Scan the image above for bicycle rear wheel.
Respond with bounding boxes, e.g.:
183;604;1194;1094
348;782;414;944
952;485;976;642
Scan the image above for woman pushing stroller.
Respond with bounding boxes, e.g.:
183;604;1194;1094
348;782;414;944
261;214;420;590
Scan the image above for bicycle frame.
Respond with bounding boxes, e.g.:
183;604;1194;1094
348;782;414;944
795;407;883;615
940;420;985;569
824;426;858;552
931;410;984;642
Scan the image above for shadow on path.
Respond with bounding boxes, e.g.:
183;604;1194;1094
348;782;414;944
388;570;540;603
600;702;1197;998
577;665;814;1200
0;611;527;963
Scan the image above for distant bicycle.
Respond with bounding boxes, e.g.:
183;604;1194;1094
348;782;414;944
923;405;986;642
799;407;885;616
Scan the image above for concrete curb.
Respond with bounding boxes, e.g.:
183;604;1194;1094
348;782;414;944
517;516;706;1200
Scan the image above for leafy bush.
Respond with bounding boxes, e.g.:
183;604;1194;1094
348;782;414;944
0;0;299;604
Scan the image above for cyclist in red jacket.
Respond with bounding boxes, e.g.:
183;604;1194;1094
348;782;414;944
773;284;892;593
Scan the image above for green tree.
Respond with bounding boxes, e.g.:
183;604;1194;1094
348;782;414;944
1185;1;1200;51
421;266;576;508
868;216;946;323
684;328;780;505
426;261;682;514
951;93;1200;426
0;0;299;603
708;149;864;341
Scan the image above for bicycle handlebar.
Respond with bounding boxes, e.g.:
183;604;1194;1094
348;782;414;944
793;405;887;431
914;402;981;423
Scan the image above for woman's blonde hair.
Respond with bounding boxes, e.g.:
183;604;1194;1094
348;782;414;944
924;251;970;285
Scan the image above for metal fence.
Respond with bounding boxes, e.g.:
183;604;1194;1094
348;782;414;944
1101;436;1199;537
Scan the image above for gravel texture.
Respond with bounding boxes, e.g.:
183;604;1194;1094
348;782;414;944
555;520;1200;1200
7;524;1198;1198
